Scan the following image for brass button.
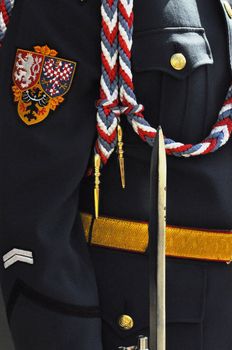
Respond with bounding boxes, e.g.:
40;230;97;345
170;53;187;70
118;315;134;330
224;1;232;18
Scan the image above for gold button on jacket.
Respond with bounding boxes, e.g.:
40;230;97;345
118;315;134;330
170;53;187;70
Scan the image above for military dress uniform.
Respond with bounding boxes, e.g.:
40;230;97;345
1;0;232;349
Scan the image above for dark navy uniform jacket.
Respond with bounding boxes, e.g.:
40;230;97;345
0;0;232;349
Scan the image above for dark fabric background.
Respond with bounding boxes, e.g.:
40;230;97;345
0;290;14;350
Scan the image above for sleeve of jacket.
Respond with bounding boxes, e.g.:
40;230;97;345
0;1;103;349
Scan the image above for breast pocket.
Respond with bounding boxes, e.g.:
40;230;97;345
131;27;214;144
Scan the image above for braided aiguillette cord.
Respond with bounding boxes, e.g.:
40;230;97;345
0;0;14;45
94;0;232;217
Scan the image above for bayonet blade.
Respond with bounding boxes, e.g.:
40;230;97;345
157;128;167;350
149;127;167;350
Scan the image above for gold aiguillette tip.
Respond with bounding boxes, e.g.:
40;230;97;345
117;125;126;189
94;154;101;219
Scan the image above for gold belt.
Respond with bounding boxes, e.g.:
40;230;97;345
81;213;232;263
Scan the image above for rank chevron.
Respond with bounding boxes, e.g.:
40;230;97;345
3;248;34;269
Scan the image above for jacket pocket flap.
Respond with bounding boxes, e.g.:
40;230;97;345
132;27;213;79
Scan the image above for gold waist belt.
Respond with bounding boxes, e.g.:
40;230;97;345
81;213;232;263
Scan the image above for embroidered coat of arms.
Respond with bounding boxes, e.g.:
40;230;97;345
12;45;76;125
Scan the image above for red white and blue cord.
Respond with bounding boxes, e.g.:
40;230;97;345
95;0;232;164
0;0;14;44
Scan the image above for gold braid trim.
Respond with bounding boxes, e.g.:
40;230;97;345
81;213;232;263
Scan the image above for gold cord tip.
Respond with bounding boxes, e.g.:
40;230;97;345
94;188;99;219
117;125;126;189
94;154;101;219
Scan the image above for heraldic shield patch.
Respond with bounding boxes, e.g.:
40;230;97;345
12;45;77;125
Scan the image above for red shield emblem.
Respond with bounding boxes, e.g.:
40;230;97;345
13;50;44;90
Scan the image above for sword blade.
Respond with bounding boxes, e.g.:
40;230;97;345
149;127;167;350
157;128;167;350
